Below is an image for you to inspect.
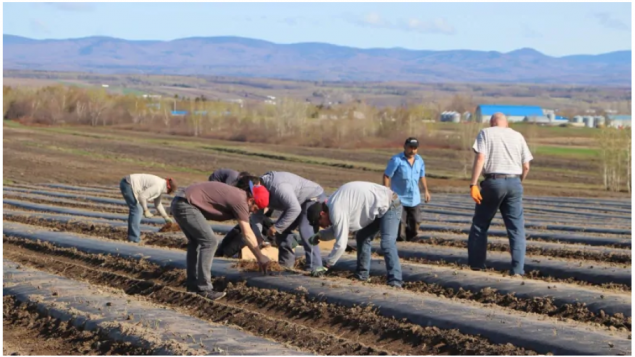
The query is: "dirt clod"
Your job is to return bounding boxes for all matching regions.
[158,222,181,233]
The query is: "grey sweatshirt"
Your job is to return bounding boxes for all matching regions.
[208,168,240,185]
[318,181,395,266]
[260,171,324,232]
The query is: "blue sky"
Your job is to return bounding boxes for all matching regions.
[3,2,631,56]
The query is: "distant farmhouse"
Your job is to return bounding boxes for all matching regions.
[607,115,632,128]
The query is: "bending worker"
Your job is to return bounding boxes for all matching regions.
[307,181,403,288]
[258,171,327,271]
[384,137,431,242]
[119,173,177,243]
[468,112,533,276]
[171,180,271,301]
[208,168,251,185]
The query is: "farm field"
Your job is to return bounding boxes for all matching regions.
[3,121,632,355]
[2,181,632,355]
[2,121,625,197]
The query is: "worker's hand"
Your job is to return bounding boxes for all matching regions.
[424,190,431,203]
[163,216,174,224]
[266,225,277,238]
[143,210,155,218]
[257,255,271,274]
[308,232,321,246]
[310,266,328,277]
[470,185,482,205]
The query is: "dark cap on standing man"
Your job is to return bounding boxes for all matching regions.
[404,137,419,148]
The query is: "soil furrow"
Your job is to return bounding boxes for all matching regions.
[2,296,156,356]
[3,222,630,331]
[2,237,535,355]
[413,238,631,264]
[9,213,630,293]
[3,196,129,214]
[6,185,124,199]
[394,255,630,292]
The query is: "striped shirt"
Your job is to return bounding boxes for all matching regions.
[472,127,533,175]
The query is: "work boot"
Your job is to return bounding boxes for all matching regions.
[196,291,226,301]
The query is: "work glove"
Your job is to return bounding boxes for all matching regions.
[470,185,482,205]
[163,216,174,224]
[144,210,155,218]
[308,232,321,246]
[310,266,328,277]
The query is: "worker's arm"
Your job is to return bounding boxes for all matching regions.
[383,156,399,188]
[420,177,431,203]
[419,158,430,203]
[138,186,158,216]
[153,194,172,222]
[272,184,301,234]
[239,220,269,264]
[520,136,534,183]
[521,162,530,182]
[470,153,486,186]
[322,211,348,267]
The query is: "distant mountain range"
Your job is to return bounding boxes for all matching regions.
[3,34,631,85]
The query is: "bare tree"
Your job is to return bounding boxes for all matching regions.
[458,121,482,178]
[524,118,538,153]
[597,126,629,192]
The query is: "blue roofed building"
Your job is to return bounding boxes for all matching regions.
[475,104,544,123]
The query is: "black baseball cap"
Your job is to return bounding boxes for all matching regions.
[307,201,324,233]
[404,137,419,147]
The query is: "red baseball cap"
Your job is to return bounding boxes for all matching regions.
[249,181,270,209]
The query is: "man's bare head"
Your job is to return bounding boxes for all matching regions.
[490,113,508,128]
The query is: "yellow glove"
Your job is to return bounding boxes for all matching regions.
[470,185,482,205]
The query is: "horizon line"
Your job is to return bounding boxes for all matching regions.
[4,33,631,58]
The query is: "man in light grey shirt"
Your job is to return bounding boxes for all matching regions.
[468,112,533,276]
[257,171,327,270]
[307,181,403,287]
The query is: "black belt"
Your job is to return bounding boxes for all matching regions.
[484,174,519,179]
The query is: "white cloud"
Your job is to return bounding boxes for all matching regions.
[363,12,389,27]
[593,12,629,32]
[348,13,455,35]
[29,19,50,34]
[400,18,455,35]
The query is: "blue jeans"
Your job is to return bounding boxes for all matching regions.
[276,194,326,270]
[119,178,142,243]
[171,197,221,292]
[468,177,526,275]
[355,197,403,287]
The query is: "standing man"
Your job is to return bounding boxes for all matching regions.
[383,137,431,242]
[171,180,271,300]
[208,168,251,185]
[307,181,403,288]
[259,171,326,271]
[119,174,177,243]
[468,112,533,276]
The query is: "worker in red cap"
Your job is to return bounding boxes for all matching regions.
[170,180,270,301]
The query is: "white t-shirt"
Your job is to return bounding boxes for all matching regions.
[472,127,533,175]
[127,174,169,219]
